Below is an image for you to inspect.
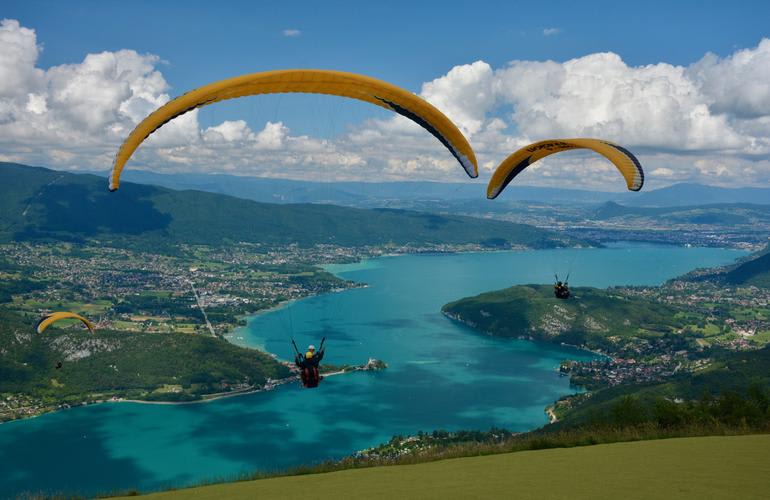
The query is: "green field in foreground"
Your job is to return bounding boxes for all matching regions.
[127,435,770,499]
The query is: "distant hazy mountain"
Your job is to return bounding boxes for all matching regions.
[592,201,770,225]
[0,162,573,249]
[111,170,624,206]
[629,183,770,207]
[101,171,770,209]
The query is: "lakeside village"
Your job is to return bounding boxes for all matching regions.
[0,241,472,422]
[553,277,770,417]
[480,202,770,251]
[0,241,494,337]
[2,239,768,423]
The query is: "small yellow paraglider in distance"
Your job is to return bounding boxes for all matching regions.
[108,69,479,191]
[486,138,645,199]
[35,311,95,334]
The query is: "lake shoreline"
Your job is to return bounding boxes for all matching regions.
[2,244,749,498]
[109,367,361,407]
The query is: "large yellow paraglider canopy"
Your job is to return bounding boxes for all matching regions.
[35,312,95,334]
[109,69,479,191]
[487,138,644,199]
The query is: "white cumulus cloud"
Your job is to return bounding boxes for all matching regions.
[688,39,770,119]
[0,19,44,99]
[420,61,496,137]
[494,52,744,151]
[1,18,770,188]
[203,120,254,143]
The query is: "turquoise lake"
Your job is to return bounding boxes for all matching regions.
[0,244,747,497]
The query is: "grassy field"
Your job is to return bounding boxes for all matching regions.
[125,435,770,499]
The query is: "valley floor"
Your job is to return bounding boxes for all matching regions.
[123,434,770,499]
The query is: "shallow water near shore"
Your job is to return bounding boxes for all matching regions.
[0,243,747,497]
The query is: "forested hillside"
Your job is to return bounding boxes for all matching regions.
[0,163,573,250]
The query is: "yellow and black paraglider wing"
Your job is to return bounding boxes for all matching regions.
[109,69,478,191]
[35,312,95,334]
[486,138,644,199]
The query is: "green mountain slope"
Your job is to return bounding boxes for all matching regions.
[0,162,572,249]
[0,308,290,417]
[121,435,770,500]
[442,284,680,349]
[724,251,770,287]
[440,281,770,429]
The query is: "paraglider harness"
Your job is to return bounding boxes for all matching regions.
[292,337,325,388]
[554,274,571,300]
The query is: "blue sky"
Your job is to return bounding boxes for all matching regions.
[2,0,770,187]
[8,0,769,86]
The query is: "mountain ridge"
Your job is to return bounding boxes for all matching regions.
[101,169,770,207]
[0,162,573,250]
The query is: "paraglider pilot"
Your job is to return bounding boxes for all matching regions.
[294,338,325,388]
[554,275,571,300]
